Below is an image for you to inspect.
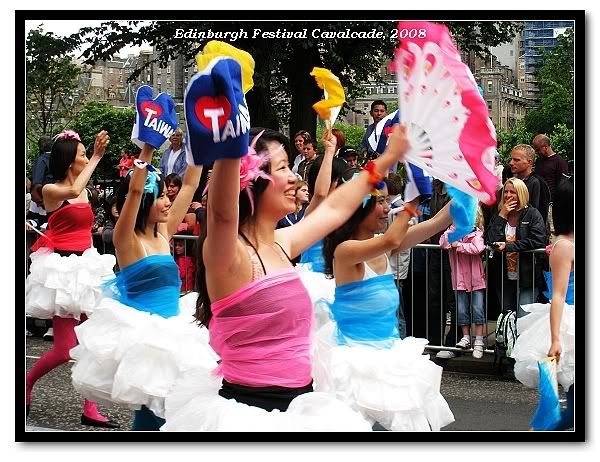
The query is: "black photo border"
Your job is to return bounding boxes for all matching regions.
[16,8,586,444]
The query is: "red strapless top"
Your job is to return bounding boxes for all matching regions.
[31,202,94,252]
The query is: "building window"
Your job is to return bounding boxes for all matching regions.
[510,50,514,56]
[363,103,369,110]
[158,78,161,85]
[167,66,171,74]
[487,100,493,111]
[487,80,493,92]
[109,68,113,74]
[158,68,161,75]
[167,77,171,84]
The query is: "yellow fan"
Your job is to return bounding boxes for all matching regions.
[310,67,345,129]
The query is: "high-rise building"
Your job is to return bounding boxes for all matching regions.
[522,20,574,106]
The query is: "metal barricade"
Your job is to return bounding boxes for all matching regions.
[395,243,548,356]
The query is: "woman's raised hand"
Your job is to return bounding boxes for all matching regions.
[321,128,337,153]
[385,124,410,162]
[93,131,110,158]
[499,199,517,219]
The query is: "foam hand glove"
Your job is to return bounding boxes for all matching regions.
[131,85,178,149]
[184,41,255,166]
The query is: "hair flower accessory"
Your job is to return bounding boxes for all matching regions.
[128,159,162,200]
[202,130,278,215]
[53,130,81,143]
[240,130,274,215]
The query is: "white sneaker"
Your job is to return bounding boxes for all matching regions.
[435,350,456,359]
[472,342,484,359]
[455,337,471,349]
[43,327,54,340]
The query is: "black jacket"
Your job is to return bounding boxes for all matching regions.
[522,173,551,225]
[485,206,546,288]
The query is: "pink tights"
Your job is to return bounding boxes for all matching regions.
[26,315,108,422]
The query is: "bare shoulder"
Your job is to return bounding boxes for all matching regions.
[274,228,293,256]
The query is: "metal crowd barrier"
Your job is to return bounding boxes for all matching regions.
[25,230,548,356]
[397,244,548,356]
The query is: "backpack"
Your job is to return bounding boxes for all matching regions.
[494,310,518,366]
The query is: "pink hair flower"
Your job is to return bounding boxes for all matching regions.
[54,130,81,142]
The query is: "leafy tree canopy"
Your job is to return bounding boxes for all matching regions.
[71,101,138,181]
[69,20,521,139]
[26,27,81,140]
[523,28,574,135]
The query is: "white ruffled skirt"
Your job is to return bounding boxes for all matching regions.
[311,321,455,431]
[70,292,220,419]
[511,302,575,390]
[26,248,116,320]
[296,263,336,329]
[161,368,372,432]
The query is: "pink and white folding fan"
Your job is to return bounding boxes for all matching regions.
[393,21,500,204]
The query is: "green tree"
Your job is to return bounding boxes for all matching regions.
[26,27,81,147]
[72,20,521,141]
[523,28,574,135]
[71,101,138,181]
[316,122,366,152]
[549,123,574,170]
[496,121,534,162]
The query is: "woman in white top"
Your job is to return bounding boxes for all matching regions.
[314,172,456,431]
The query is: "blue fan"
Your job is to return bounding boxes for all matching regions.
[530,357,562,431]
[446,184,477,242]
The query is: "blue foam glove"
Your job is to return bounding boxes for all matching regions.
[447,184,477,242]
[131,85,178,150]
[184,57,250,166]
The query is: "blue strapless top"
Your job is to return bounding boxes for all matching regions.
[329,273,400,348]
[102,254,182,318]
[543,271,574,305]
[299,239,325,273]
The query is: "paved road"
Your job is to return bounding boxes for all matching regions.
[24,336,546,432]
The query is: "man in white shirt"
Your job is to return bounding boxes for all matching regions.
[159,128,187,178]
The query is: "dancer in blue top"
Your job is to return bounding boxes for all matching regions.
[512,176,574,430]
[71,136,215,431]
[315,170,457,431]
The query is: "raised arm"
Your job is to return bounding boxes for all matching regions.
[394,201,453,252]
[278,125,410,259]
[113,144,154,247]
[42,131,109,206]
[334,208,412,267]
[164,163,203,238]
[547,240,573,361]
[203,158,242,274]
[303,130,336,216]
